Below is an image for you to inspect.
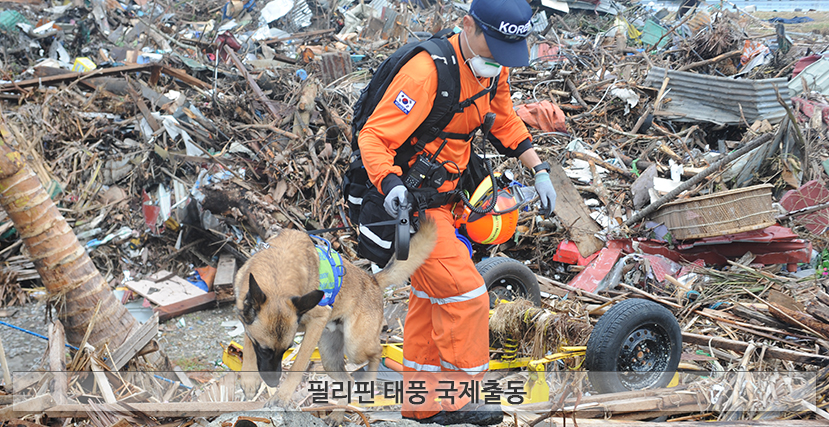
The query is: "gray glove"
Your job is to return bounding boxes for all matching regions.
[534,171,556,217]
[383,185,409,217]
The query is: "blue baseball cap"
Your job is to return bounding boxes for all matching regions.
[469,0,533,67]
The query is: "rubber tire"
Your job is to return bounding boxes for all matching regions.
[475,257,542,308]
[585,299,682,394]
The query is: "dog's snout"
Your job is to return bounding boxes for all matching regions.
[255,346,286,387]
[260,371,282,387]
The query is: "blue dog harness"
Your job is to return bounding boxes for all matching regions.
[310,235,345,306]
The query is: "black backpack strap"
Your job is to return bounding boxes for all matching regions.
[392,36,460,174]
[389,36,502,174]
[416,69,502,149]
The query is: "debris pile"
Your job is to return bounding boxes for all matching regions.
[0,0,829,424]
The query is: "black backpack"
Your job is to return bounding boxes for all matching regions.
[343,31,498,265]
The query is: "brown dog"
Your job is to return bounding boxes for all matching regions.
[234,218,437,404]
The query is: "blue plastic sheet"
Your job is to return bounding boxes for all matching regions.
[768,16,815,24]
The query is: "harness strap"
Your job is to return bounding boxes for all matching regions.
[309,235,345,306]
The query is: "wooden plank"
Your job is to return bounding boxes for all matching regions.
[47,321,67,405]
[219,372,237,402]
[731,303,790,330]
[807,300,829,324]
[125,271,207,306]
[0,64,153,92]
[549,161,604,257]
[107,313,159,371]
[90,359,117,404]
[536,275,611,303]
[160,66,211,90]
[517,387,689,412]
[214,254,237,288]
[12,372,48,394]
[42,401,266,418]
[817,290,829,307]
[214,254,237,303]
[592,392,705,413]
[0,335,11,389]
[172,367,194,389]
[126,83,160,132]
[0,394,55,419]
[154,292,216,322]
[682,332,829,365]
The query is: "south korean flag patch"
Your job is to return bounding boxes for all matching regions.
[394,90,416,115]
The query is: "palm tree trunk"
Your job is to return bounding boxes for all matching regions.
[0,111,136,348]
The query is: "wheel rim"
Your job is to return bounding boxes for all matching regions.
[616,323,672,389]
[487,275,527,306]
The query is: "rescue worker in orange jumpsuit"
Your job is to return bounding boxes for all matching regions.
[358,0,556,424]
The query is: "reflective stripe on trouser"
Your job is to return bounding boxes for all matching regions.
[402,206,490,420]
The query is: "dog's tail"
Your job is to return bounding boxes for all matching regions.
[375,218,438,288]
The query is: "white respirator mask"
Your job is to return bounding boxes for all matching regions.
[463,31,502,79]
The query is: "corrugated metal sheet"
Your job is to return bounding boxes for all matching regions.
[788,58,829,97]
[644,68,791,125]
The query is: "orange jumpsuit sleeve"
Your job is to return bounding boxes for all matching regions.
[357,53,438,195]
[487,67,533,156]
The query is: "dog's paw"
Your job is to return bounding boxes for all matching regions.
[264,395,293,410]
[240,371,261,400]
[325,409,347,426]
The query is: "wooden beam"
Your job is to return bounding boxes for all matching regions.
[569,151,634,180]
[548,161,604,258]
[677,49,742,72]
[682,332,829,365]
[107,313,159,371]
[90,359,117,404]
[0,335,11,389]
[0,65,209,93]
[154,292,216,322]
[12,372,47,394]
[172,366,194,389]
[0,394,55,419]
[160,66,211,90]
[47,321,67,405]
[42,401,266,418]
[0,64,154,92]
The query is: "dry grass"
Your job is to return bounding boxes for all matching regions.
[489,300,592,359]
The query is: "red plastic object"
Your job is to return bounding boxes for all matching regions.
[142,189,161,234]
[568,240,625,292]
[618,225,811,271]
[779,180,829,235]
[552,240,599,266]
[793,54,822,77]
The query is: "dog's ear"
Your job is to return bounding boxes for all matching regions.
[242,274,267,324]
[291,290,324,317]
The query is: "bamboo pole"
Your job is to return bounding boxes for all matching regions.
[0,109,136,348]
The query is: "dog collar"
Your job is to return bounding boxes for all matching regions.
[310,235,345,306]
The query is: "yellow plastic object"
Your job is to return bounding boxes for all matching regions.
[222,340,324,371]
[521,347,587,403]
[668,371,680,388]
[222,341,243,371]
[382,342,404,363]
[525,362,548,403]
[72,57,97,72]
